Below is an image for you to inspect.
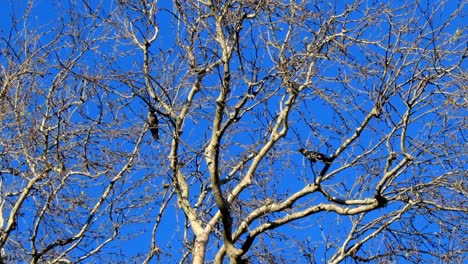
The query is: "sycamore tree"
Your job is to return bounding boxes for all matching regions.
[0,0,466,263]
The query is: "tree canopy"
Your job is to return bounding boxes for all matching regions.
[0,0,466,263]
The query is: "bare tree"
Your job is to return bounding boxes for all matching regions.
[0,0,466,263]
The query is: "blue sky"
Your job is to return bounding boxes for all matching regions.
[0,0,466,263]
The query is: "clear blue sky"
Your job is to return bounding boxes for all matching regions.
[0,0,466,263]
